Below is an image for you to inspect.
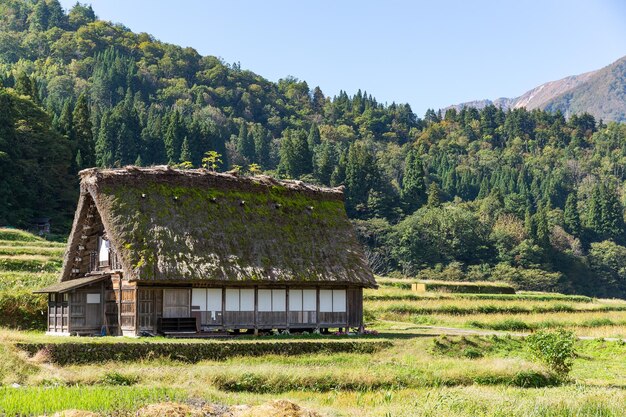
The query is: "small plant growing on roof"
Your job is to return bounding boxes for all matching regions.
[248,163,262,176]
[526,329,576,377]
[202,151,222,172]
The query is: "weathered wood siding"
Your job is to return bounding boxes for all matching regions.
[129,283,365,335]
[163,289,190,318]
[47,279,365,336]
[47,293,69,333]
[67,282,104,334]
[347,287,363,328]
[138,288,162,332]
[104,275,120,335]
[117,279,136,336]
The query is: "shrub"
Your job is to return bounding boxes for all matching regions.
[462,347,483,359]
[511,370,560,388]
[101,371,139,386]
[582,318,614,327]
[17,340,393,365]
[526,329,576,376]
[480,319,533,332]
[0,290,47,329]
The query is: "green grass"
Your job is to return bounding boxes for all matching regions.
[0,255,62,272]
[0,342,39,385]
[371,302,626,315]
[0,246,65,256]
[5,331,626,416]
[367,297,626,317]
[0,271,57,291]
[0,386,186,416]
[0,240,66,248]
[0,231,63,331]
[0,228,47,242]
[414,280,516,294]
[365,290,594,303]
[3,231,626,415]
[17,339,392,364]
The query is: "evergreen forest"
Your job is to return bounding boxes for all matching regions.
[3,0,626,297]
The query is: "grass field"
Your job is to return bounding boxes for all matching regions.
[4,229,626,416]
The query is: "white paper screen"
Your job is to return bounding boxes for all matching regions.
[303,289,316,311]
[258,289,272,312]
[240,289,255,311]
[319,289,333,312]
[225,289,239,311]
[207,288,222,311]
[332,289,346,312]
[191,289,207,311]
[289,289,302,311]
[272,289,286,311]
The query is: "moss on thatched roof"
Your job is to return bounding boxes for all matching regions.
[60,166,376,288]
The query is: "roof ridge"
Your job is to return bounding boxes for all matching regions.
[79,166,344,196]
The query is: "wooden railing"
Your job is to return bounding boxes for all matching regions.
[90,249,122,272]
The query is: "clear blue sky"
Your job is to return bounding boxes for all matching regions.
[59,0,626,116]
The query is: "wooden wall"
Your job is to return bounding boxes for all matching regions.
[105,274,137,336]
[48,281,365,336]
[347,287,363,328]
[135,284,364,334]
[47,293,69,333]
[138,287,162,333]
[56,281,106,335]
[103,277,119,335]
[47,278,120,335]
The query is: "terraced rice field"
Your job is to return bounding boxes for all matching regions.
[369,277,626,338]
[4,229,626,416]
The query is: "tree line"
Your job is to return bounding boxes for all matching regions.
[2,0,626,296]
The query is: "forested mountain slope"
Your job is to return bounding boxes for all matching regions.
[2,0,626,297]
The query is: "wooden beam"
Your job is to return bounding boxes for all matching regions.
[253,286,258,336]
[315,285,320,331]
[285,287,290,331]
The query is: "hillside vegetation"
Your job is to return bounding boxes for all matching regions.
[0,228,60,329]
[3,1,626,296]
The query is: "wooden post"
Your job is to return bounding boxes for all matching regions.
[116,276,122,336]
[285,286,289,332]
[315,285,320,332]
[100,281,106,335]
[254,286,258,336]
[221,286,226,331]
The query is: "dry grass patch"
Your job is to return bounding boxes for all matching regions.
[44,411,100,417]
[233,400,321,417]
[135,402,204,417]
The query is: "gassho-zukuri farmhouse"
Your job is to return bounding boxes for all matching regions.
[35,166,376,336]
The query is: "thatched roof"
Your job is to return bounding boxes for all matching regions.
[59,166,376,288]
